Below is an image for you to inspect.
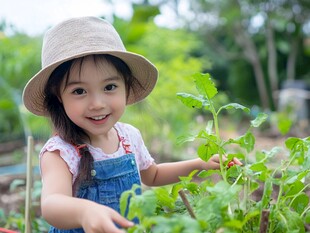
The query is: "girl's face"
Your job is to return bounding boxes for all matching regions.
[60,56,127,141]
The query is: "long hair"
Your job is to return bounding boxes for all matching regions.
[43,54,143,191]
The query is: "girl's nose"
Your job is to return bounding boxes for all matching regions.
[89,93,106,110]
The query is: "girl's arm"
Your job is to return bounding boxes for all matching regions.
[140,155,241,186]
[40,151,133,232]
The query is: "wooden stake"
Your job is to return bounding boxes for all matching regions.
[25,136,33,233]
[178,189,196,219]
[259,209,270,233]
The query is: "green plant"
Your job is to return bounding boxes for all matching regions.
[120,73,310,233]
[0,179,50,232]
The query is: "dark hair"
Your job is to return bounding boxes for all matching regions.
[43,54,142,192]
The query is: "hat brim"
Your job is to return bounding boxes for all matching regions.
[22,51,158,116]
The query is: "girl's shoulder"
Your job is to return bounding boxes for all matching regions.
[40,135,80,182]
[41,135,75,153]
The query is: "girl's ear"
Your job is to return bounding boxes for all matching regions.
[57,96,63,103]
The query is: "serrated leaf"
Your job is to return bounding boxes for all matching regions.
[198,169,221,178]
[290,193,309,214]
[285,137,303,151]
[280,207,305,232]
[220,103,250,113]
[206,120,213,134]
[120,189,131,216]
[250,162,267,172]
[193,73,217,99]
[176,93,205,109]
[154,187,175,209]
[232,131,255,153]
[176,134,197,145]
[250,112,268,127]
[285,170,310,184]
[198,141,219,162]
[127,189,157,220]
[120,184,141,216]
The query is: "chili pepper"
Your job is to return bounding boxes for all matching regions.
[0,228,19,233]
[227,161,235,168]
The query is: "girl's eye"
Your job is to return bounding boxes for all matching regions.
[105,84,117,91]
[72,88,86,95]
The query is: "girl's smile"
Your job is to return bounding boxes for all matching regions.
[87,114,110,125]
[60,55,127,142]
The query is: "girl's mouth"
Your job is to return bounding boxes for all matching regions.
[88,114,109,124]
[90,115,107,121]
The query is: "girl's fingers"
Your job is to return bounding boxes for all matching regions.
[233,157,243,165]
[111,211,134,229]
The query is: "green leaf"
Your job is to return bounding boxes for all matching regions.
[176,134,197,145]
[176,93,205,109]
[285,170,310,184]
[171,183,183,199]
[127,189,157,220]
[250,112,268,128]
[193,73,217,99]
[219,103,250,114]
[285,137,309,163]
[197,140,219,162]
[305,210,310,223]
[285,137,303,151]
[290,193,309,214]
[224,219,243,229]
[231,131,255,153]
[206,120,213,134]
[151,215,202,233]
[250,162,267,172]
[276,112,293,135]
[284,180,304,196]
[198,169,221,178]
[179,170,199,183]
[261,178,273,209]
[120,184,140,216]
[9,179,25,192]
[249,181,260,193]
[279,207,305,232]
[154,187,176,209]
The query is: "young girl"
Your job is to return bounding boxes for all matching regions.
[23,17,241,233]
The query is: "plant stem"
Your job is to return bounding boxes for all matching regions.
[178,189,196,219]
[301,205,310,217]
[212,110,227,182]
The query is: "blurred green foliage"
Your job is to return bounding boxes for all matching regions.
[1,0,310,159]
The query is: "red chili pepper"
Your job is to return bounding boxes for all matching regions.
[0,228,19,233]
[227,161,235,168]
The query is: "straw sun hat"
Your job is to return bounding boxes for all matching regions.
[22,16,158,116]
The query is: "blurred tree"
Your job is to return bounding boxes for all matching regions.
[111,3,211,159]
[0,29,44,143]
[178,0,310,110]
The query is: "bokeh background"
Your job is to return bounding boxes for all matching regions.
[1,0,310,231]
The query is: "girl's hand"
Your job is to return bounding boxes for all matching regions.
[204,154,243,170]
[82,203,134,233]
[227,157,243,168]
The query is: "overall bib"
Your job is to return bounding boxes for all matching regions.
[48,139,141,233]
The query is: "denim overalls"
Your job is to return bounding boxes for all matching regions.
[48,137,141,233]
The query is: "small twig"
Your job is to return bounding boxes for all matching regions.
[25,136,33,233]
[259,209,270,233]
[178,189,196,219]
